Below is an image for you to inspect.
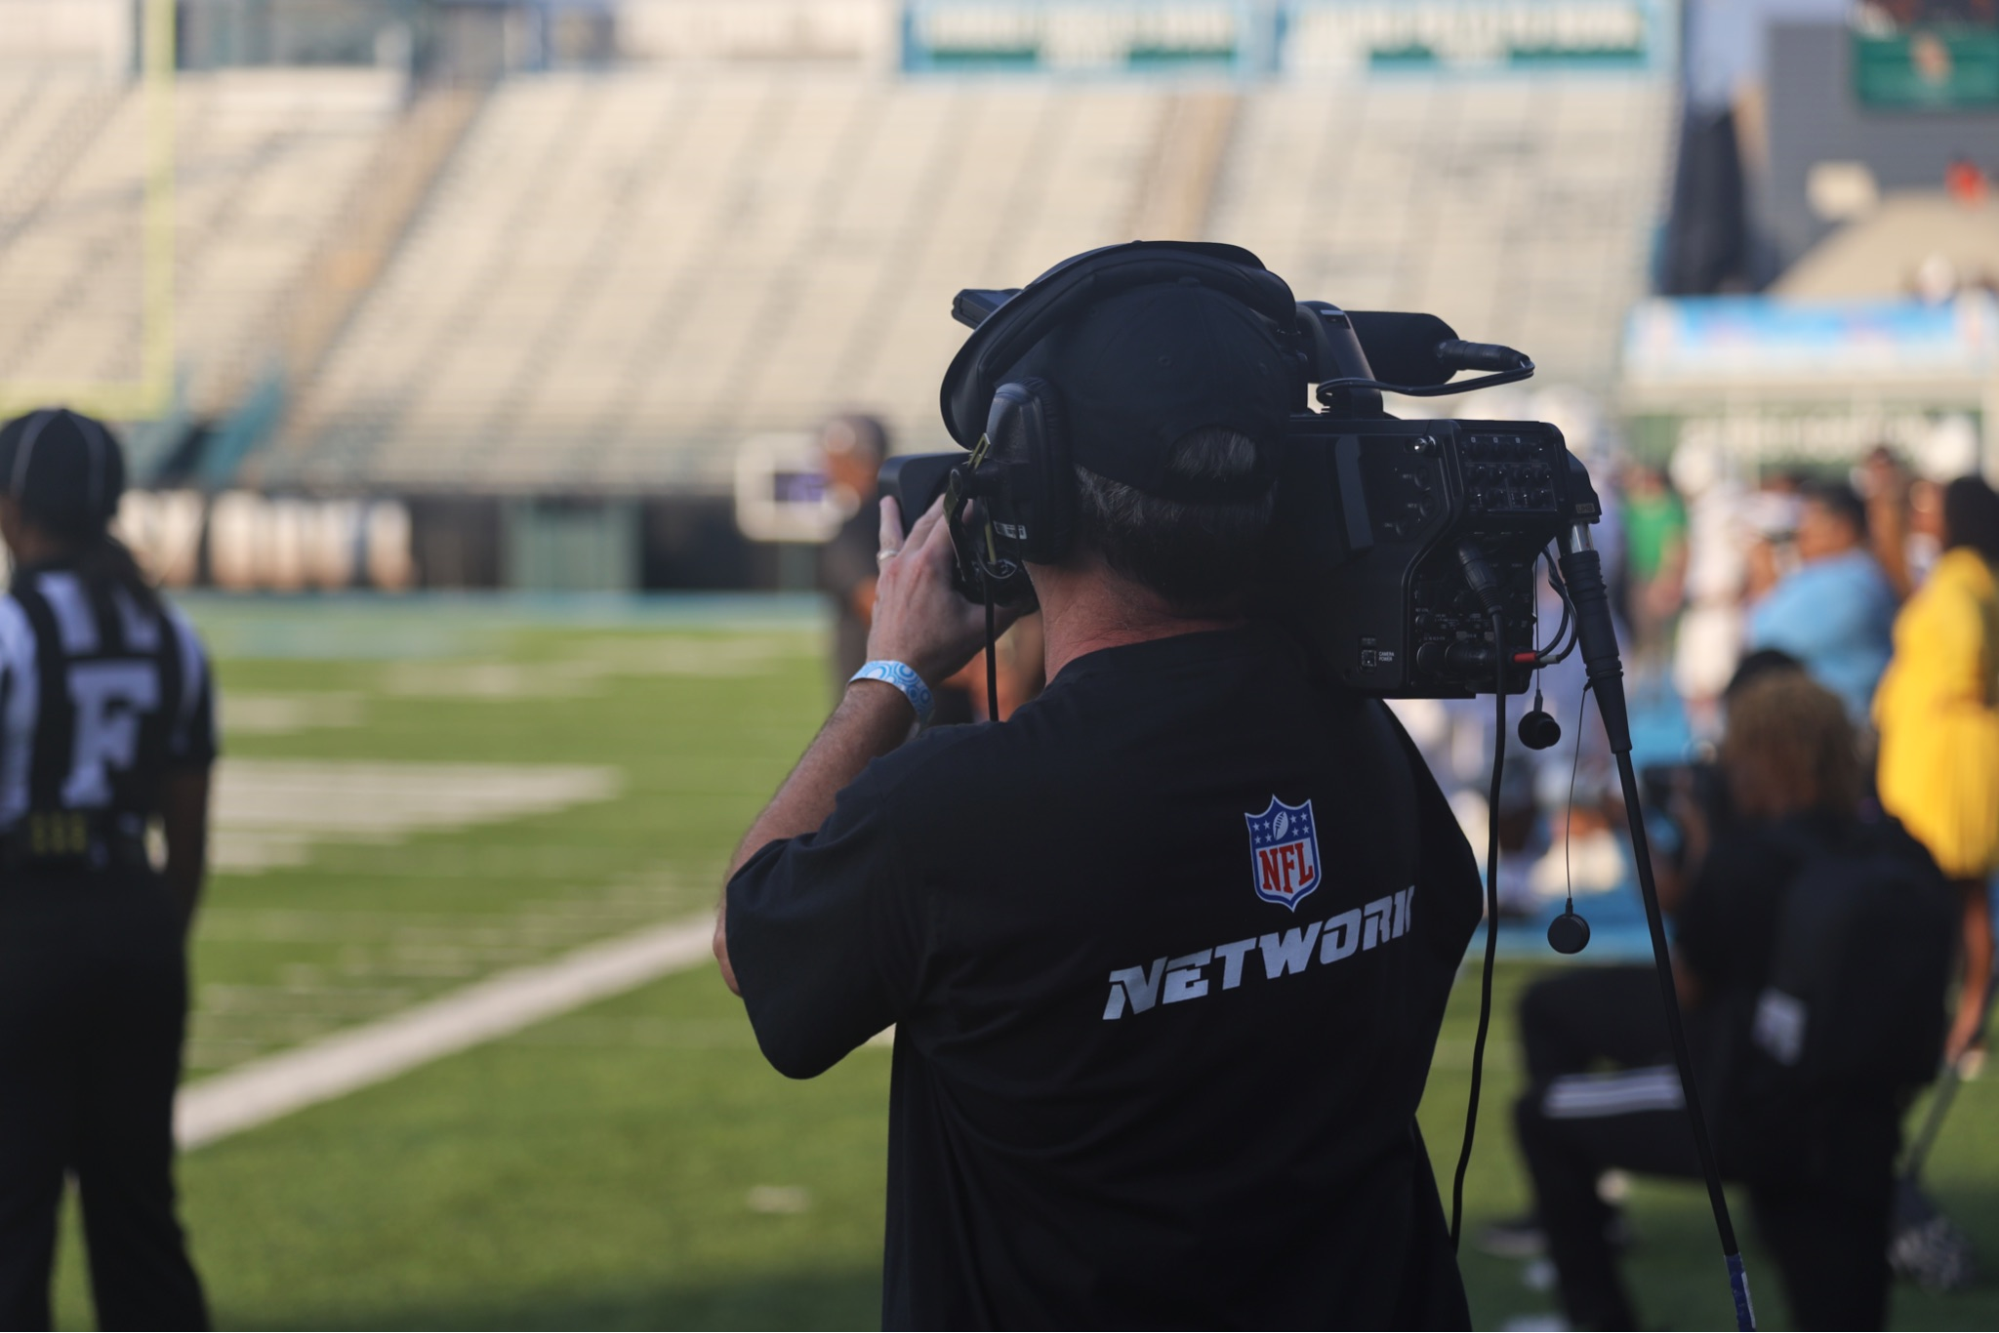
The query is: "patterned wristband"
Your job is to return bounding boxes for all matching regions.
[850,660,935,726]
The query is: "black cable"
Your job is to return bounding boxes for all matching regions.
[1534,550,1571,659]
[1449,609,1507,1251]
[984,580,999,722]
[1532,552,1581,666]
[1315,364,1535,398]
[1563,683,1590,919]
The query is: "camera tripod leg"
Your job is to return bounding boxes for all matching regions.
[1561,530,1757,1333]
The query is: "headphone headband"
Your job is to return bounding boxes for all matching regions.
[939,241,1302,449]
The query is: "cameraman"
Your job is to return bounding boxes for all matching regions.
[713,279,1484,1328]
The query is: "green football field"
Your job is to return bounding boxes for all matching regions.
[42,596,1999,1330]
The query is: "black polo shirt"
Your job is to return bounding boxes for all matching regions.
[727,623,1482,1329]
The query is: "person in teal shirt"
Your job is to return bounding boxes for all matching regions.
[1748,481,1897,723]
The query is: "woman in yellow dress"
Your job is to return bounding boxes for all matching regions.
[1875,476,1999,1062]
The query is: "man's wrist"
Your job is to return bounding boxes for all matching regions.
[850,660,935,726]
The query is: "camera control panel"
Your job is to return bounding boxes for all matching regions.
[1274,418,1583,699]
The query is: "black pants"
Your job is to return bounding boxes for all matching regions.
[0,872,208,1331]
[1513,967,1893,1330]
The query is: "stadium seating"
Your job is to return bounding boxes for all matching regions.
[0,69,402,417]
[271,66,1670,493]
[267,69,1171,491]
[0,59,1669,494]
[1210,77,1672,396]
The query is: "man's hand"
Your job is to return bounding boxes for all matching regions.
[870,495,1018,686]
[716,493,1020,996]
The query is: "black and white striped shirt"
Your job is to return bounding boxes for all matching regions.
[0,567,215,847]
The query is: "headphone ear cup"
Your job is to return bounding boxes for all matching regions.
[986,378,1074,565]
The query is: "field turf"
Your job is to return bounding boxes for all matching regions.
[43,596,1999,1330]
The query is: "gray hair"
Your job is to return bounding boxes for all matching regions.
[1073,426,1275,611]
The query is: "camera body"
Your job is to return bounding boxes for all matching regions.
[1270,414,1590,697]
[888,242,1602,700]
[886,412,1590,698]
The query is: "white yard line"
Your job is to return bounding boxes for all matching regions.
[175,914,717,1150]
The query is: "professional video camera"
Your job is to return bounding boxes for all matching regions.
[883,241,1600,701]
[885,242,1758,1330]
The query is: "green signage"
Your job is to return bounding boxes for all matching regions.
[1853,26,1999,108]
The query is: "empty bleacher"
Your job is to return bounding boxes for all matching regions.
[271,65,1671,495]
[0,69,403,419]
[0,57,1671,495]
[1208,77,1673,394]
[266,69,1171,492]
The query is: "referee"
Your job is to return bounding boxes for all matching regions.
[0,409,214,1329]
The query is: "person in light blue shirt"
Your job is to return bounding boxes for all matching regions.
[1748,481,1898,722]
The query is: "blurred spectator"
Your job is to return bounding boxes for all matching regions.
[1874,475,1999,1062]
[1618,463,1687,674]
[1741,470,1805,604]
[1505,672,1946,1330]
[1670,441,1751,735]
[1746,481,1896,723]
[1915,252,1963,306]
[1908,476,1947,587]
[1945,154,1989,209]
[1857,446,1919,600]
[815,415,890,697]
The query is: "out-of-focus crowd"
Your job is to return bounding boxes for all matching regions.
[1617,445,1999,1061]
[1472,442,1999,1329]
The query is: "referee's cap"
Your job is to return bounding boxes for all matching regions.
[0,408,126,536]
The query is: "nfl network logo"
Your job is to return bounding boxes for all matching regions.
[1245,796,1321,911]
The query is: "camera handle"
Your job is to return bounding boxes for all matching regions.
[1557,526,1758,1333]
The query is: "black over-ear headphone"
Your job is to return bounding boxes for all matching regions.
[938,242,1304,591]
[981,379,1074,566]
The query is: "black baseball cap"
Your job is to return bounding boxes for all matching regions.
[938,241,1302,503]
[0,408,126,536]
[1006,280,1293,500]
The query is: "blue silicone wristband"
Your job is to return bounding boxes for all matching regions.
[851,660,935,726]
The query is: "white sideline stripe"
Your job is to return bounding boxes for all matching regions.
[175,914,717,1150]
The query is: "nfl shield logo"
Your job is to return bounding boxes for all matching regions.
[1246,796,1322,911]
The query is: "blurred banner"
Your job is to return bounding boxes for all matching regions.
[901,0,1252,73]
[1621,294,1999,469]
[899,0,1670,75]
[1625,294,1999,383]
[1854,1,1999,110]
[1278,0,1668,73]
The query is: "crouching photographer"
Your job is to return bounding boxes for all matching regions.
[1511,670,1954,1330]
[714,270,1484,1327]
